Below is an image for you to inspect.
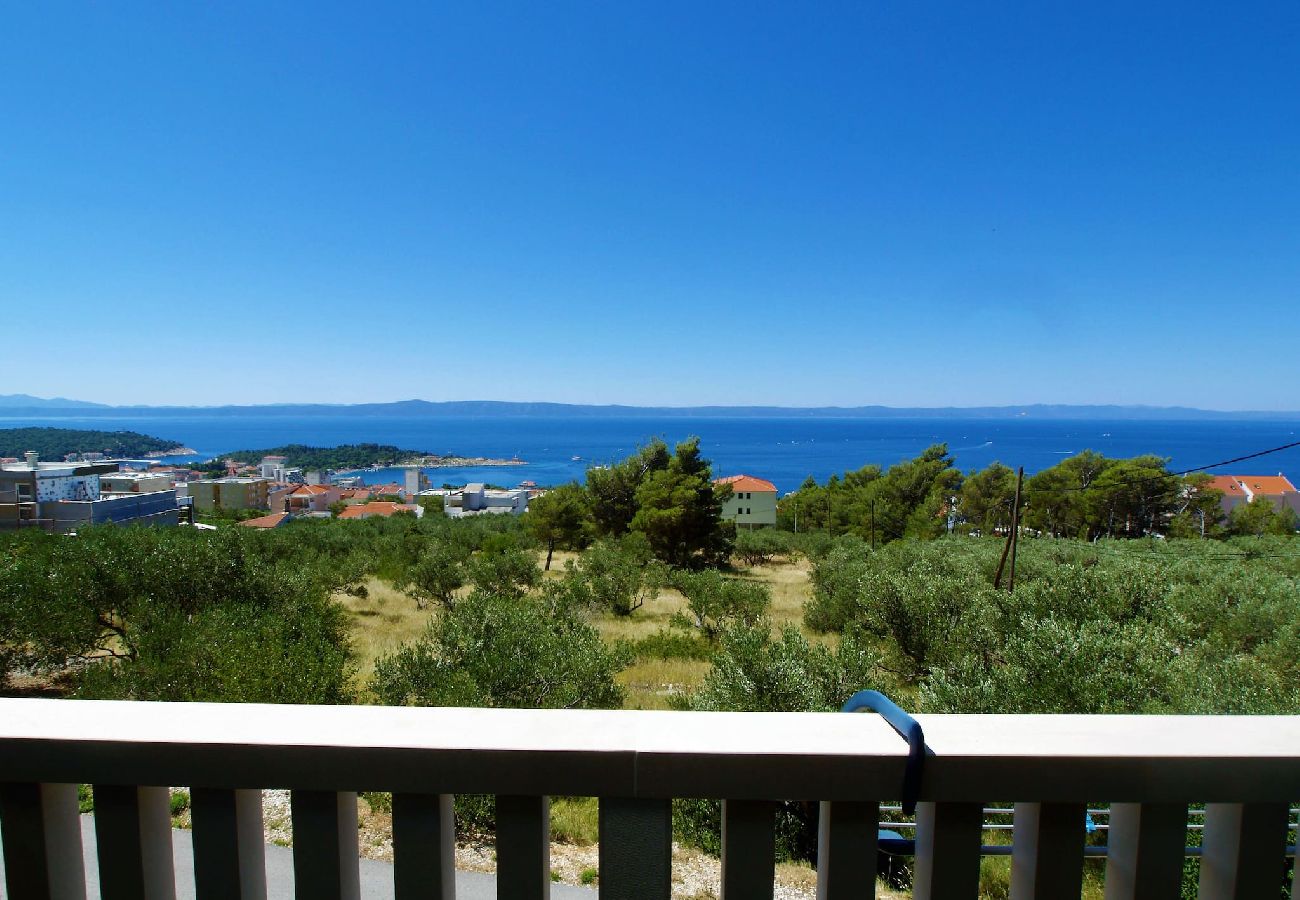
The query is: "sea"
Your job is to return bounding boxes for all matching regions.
[3,414,1298,494]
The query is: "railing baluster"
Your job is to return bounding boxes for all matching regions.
[598,797,672,900]
[496,795,550,900]
[289,790,360,900]
[816,800,877,900]
[92,784,176,900]
[0,782,86,900]
[1197,802,1290,900]
[392,793,456,900]
[190,788,266,900]
[913,801,982,900]
[1010,802,1086,899]
[1102,802,1186,900]
[721,799,776,900]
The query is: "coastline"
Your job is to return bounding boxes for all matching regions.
[336,456,525,475]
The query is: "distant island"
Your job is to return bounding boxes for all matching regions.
[2,397,1298,421]
[223,443,523,471]
[0,427,194,461]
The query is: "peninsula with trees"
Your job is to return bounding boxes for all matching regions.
[222,443,523,471]
[0,427,194,460]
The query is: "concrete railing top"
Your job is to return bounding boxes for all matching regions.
[2,699,1299,802]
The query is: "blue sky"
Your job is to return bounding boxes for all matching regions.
[1,2,1297,409]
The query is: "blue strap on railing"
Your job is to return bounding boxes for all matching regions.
[841,690,927,816]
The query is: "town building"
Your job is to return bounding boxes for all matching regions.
[100,471,174,495]
[0,452,180,532]
[1203,474,1300,517]
[238,512,292,530]
[714,474,779,527]
[337,501,423,520]
[403,466,428,497]
[259,456,289,480]
[282,483,341,515]
[189,477,271,513]
[438,483,529,518]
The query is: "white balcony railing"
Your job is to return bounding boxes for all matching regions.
[0,698,1298,899]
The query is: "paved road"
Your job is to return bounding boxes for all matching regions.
[0,816,598,899]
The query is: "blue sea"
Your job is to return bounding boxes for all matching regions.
[3,414,1298,494]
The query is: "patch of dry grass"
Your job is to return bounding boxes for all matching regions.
[728,557,811,629]
[334,577,435,697]
[618,657,712,709]
[592,583,689,642]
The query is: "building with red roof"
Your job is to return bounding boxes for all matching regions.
[713,474,778,527]
[238,512,291,529]
[1202,474,1299,518]
[337,501,421,520]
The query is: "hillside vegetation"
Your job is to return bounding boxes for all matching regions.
[223,443,436,470]
[2,440,1296,897]
[0,427,186,460]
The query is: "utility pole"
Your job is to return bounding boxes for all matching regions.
[994,467,1024,591]
[1007,467,1024,593]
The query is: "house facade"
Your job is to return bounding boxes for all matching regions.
[714,474,778,527]
[189,477,271,512]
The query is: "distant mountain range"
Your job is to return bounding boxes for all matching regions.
[0,394,108,409]
[0,397,1297,420]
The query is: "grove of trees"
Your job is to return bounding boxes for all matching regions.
[779,443,1298,542]
[529,436,734,568]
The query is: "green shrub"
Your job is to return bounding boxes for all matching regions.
[669,570,771,642]
[372,590,629,709]
[625,630,713,661]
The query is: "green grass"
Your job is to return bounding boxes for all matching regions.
[550,797,600,845]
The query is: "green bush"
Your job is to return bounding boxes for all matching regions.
[372,590,629,709]
[625,629,713,661]
[733,528,794,566]
[669,570,771,642]
[0,526,353,704]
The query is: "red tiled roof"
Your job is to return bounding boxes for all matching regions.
[290,484,331,496]
[1204,475,1244,495]
[1206,474,1297,497]
[238,513,291,529]
[713,474,778,493]
[338,501,416,519]
[1234,475,1298,496]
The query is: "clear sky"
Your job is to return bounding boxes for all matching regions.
[1,2,1297,409]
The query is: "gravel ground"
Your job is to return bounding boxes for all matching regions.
[255,789,837,900]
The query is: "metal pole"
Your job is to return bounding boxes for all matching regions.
[1007,467,1024,593]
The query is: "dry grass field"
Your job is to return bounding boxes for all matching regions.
[338,550,821,710]
[333,577,434,697]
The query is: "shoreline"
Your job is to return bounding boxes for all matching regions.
[335,456,526,475]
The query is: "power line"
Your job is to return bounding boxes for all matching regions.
[1019,439,1300,495]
